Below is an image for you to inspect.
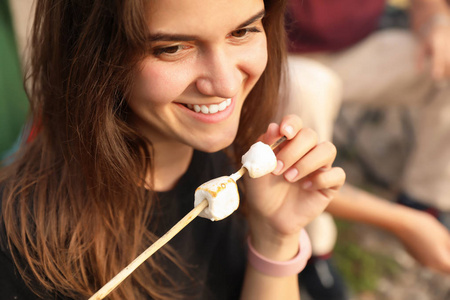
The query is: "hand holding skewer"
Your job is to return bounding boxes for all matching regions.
[89,136,286,299]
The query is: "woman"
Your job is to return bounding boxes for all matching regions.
[0,0,345,299]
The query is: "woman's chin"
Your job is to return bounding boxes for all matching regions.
[192,134,236,153]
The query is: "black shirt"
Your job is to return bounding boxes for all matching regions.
[0,150,247,299]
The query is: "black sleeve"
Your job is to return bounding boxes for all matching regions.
[0,186,41,299]
[0,245,40,300]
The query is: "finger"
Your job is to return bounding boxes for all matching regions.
[445,241,450,272]
[272,127,318,176]
[301,167,346,191]
[443,41,450,78]
[259,122,281,145]
[283,141,337,182]
[259,115,303,147]
[430,26,450,80]
[431,38,446,80]
[279,114,303,140]
[319,186,341,200]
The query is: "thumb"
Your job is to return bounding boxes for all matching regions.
[258,123,281,146]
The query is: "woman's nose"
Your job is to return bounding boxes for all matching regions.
[195,49,242,98]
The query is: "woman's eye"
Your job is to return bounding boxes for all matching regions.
[231,28,249,38]
[230,27,261,39]
[153,45,183,56]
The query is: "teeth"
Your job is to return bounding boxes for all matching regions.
[209,104,219,114]
[187,98,232,115]
[218,101,227,111]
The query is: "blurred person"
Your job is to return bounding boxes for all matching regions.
[283,0,450,299]
[286,0,450,218]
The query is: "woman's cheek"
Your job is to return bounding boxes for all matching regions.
[254,37,268,76]
[241,37,268,84]
[133,60,192,105]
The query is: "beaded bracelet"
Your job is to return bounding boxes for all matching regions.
[247,229,312,277]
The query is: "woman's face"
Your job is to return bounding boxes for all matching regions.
[128,0,267,152]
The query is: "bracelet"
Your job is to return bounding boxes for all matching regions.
[247,229,312,277]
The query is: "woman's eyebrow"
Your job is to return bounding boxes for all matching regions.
[237,9,265,29]
[148,33,197,42]
[148,9,266,43]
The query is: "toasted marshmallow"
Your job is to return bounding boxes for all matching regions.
[241,141,277,178]
[194,176,239,221]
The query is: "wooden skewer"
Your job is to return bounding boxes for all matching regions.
[88,199,208,300]
[89,136,286,299]
[270,136,287,150]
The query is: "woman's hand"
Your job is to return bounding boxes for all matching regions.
[392,207,450,273]
[418,16,450,80]
[326,184,450,274]
[243,115,345,259]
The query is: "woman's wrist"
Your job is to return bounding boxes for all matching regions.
[248,233,300,261]
[372,202,407,234]
[247,229,312,277]
[388,204,422,236]
[419,13,450,37]
[411,0,450,29]
[247,215,302,261]
[247,223,300,261]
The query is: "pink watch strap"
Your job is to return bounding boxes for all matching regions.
[247,229,312,277]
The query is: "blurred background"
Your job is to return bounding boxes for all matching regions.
[0,0,30,160]
[328,1,450,299]
[331,106,450,300]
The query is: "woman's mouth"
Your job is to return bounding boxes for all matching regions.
[185,98,232,115]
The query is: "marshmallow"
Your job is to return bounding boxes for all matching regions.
[241,141,277,178]
[194,176,240,221]
[194,141,277,221]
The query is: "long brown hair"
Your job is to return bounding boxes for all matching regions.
[0,0,287,299]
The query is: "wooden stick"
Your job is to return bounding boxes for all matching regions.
[270,136,286,150]
[89,136,286,299]
[89,199,208,300]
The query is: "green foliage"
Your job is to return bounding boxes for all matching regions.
[333,220,401,294]
[0,0,29,159]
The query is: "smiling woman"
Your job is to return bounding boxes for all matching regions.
[129,0,269,157]
[0,0,346,300]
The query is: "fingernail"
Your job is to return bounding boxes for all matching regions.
[273,160,284,175]
[284,125,294,137]
[302,180,313,190]
[284,167,298,181]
